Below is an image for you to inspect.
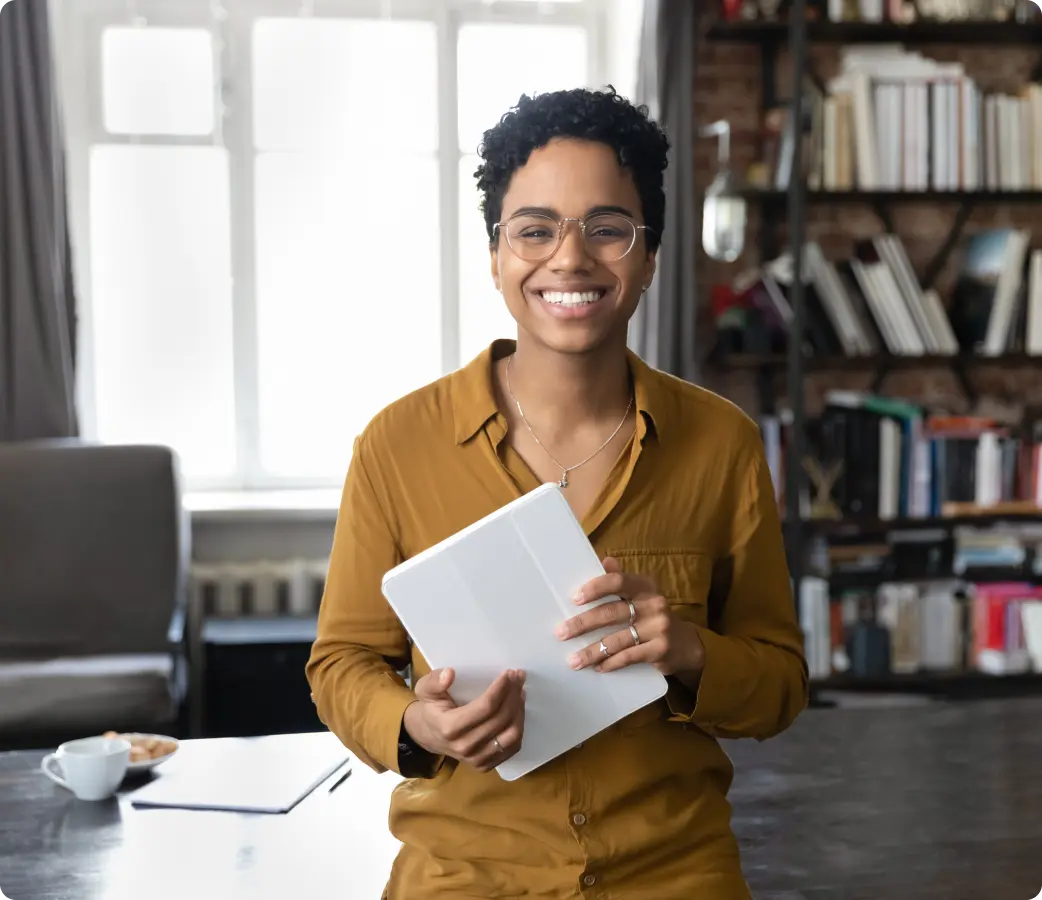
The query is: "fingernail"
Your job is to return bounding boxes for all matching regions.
[554,623,568,639]
[568,654,582,669]
[572,589,584,604]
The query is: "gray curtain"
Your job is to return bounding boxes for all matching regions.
[0,0,78,441]
[628,0,699,384]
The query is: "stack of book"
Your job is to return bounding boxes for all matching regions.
[762,394,1042,522]
[727,229,1042,359]
[800,574,1042,681]
[765,45,1042,194]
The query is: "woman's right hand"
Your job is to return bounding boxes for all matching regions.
[403,667,526,772]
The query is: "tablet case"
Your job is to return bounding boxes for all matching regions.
[380,482,668,781]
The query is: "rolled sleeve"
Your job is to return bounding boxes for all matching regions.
[306,433,431,776]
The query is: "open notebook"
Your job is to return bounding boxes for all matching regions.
[381,482,667,781]
[128,732,349,814]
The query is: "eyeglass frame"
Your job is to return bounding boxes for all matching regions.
[492,212,653,263]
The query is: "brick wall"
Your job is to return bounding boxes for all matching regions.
[693,12,1042,421]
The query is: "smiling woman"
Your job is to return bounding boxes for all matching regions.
[307,87,809,900]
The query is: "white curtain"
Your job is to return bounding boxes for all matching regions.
[627,0,699,384]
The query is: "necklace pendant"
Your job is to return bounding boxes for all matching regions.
[559,470,568,488]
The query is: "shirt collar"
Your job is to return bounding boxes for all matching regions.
[451,340,666,446]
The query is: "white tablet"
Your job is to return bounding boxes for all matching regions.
[381,482,667,781]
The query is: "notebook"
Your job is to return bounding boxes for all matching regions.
[381,482,668,781]
[128,732,349,814]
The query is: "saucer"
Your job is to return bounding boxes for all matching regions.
[103,732,179,772]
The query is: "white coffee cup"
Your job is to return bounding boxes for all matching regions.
[41,736,131,801]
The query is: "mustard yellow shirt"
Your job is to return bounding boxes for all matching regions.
[307,340,808,900]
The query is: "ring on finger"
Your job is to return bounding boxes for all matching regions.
[629,624,640,646]
[492,736,505,754]
[626,600,636,625]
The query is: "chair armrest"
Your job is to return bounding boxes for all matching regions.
[167,606,186,650]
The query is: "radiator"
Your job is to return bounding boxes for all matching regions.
[189,558,330,619]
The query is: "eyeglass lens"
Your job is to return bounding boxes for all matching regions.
[503,214,637,262]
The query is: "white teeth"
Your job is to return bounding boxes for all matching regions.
[540,290,603,307]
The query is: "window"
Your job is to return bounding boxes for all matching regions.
[60,0,603,490]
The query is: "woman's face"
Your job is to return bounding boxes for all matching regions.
[489,137,656,357]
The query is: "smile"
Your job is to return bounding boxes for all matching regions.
[537,290,606,307]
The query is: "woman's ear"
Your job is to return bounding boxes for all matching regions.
[489,247,502,292]
[643,251,657,293]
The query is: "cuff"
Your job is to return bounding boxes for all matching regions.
[686,624,750,730]
[366,681,426,775]
[665,676,697,721]
[397,705,446,779]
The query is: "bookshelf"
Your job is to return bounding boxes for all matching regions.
[706,4,1042,695]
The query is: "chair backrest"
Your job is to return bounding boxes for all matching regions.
[0,440,189,660]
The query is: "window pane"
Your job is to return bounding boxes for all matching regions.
[254,153,441,478]
[253,18,437,153]
[101,27,214,135]
[459,154,517,363]
[89,146,236,479]
[456,24,588,152]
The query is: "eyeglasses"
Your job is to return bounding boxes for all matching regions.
[493,213,651,263]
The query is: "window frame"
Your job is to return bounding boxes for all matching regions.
[58,0,606,493]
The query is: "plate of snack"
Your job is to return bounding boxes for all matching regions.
[104,731,179,771]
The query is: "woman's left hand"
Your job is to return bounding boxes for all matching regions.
[555,557,705,676]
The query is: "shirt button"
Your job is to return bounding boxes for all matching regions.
[583,874,597,886]
[572,813,586,826]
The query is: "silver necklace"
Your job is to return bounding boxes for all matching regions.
[504,354,633,489]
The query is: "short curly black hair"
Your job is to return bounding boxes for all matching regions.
[473,87,670,253]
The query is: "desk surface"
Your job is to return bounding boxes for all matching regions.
[2,698,1042,900]
[0,733,401,900]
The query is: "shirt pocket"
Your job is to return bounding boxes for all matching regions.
[606,550,715,734]
[609,549,715,628]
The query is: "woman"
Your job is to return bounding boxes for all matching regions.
[307,87,808,900]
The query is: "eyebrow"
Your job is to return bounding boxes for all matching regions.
[508,204,636,219]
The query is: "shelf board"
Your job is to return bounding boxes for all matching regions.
[712,352,1042,372]
[800,511,1042,534]
[738,188,1042,203]
[812,670,1042,695]
[706,18,1042,45]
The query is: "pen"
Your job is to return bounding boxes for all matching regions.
[328,768,352,794]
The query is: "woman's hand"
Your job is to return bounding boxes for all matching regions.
[403,667,526,772]
[555,557,705,676]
